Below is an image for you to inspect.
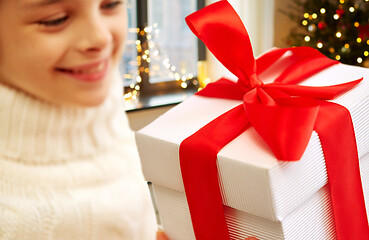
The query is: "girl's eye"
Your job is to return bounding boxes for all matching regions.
[102,1,123,10]
[38,16,68,26]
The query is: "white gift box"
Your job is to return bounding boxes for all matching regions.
[136,62,369,239]
[152,152,369,240]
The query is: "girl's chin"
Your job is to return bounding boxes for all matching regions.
[64,92,109,107]
[43,87,110,107]
[55,73,113,107]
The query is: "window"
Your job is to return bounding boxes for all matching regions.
[120,0,205,111]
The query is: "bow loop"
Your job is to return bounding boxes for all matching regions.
[186,0,259,90]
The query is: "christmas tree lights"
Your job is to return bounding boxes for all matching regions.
[284,0,369,67]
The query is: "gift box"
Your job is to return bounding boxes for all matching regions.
[151,151,369,239]
[136,1,369,239]
[136,62,369,239]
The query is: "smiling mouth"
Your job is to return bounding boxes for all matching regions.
[56,60,109,82]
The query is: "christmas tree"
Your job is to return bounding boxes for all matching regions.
[284,0,369,67]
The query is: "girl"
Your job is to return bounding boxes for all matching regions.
[0,0,163,239]
[0,0,258,239]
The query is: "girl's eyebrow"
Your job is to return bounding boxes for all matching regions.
[23,0,64,9]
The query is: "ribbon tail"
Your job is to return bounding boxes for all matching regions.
[315,101,369,240]
[179,104,250,240]
[265,78,363,100]
[256,47,331,75]
[274,55,339,85]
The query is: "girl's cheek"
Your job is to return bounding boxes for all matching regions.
[112,18,128,56]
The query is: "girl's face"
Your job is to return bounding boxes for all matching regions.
[0,0,127,106]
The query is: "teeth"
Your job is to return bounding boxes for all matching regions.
[78,62,105,74]
[64,62,105,74]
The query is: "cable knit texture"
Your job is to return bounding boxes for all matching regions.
[0,74,157,240]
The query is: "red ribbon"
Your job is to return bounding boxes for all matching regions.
[179,1,369,239]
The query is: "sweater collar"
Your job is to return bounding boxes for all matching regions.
[0,74,128,164]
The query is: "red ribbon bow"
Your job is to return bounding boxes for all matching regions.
[179,1,369,239]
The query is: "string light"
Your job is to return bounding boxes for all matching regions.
[329,47,335,53]
[354,22,360,27]
[304,36,311,42]
[317,42,323,48]
[357,57,363,63]
[333,14,339,20]
[364,51,369,57]
[312,13,318,19]
[304,13,310,18]
[367,40,369,45]
[320,8,326,14]
[302,20,308,26]
[146,25,195,89]
[308,25,316,32]
[125,24,198,101]
[124,92,133,99]
[339,0,344,3]
[181,82,188,88]
[336,55,341,60]
[349,7,355,12]
[357,37,362,43]
[344,43,350,48]
[174,73,180,80]
[336,32,342,38]
[148,41,155,49]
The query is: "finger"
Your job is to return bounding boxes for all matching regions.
[156,230,170,240]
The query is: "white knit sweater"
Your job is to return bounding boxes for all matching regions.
[0,77,157,239]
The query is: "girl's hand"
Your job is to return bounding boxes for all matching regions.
[156,230,170,240]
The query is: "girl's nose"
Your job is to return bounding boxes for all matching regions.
[76,16,113,54]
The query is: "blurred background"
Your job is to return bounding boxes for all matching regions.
[123,0,369,130]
